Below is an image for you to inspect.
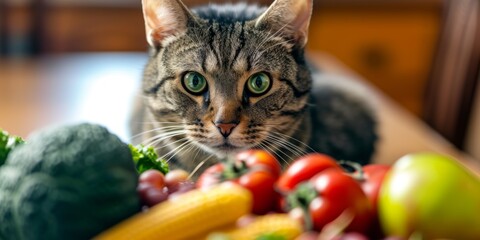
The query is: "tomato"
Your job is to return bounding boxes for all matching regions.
[276,153,341,193]
[196,149,281,215]
[379,153,480,239]
[354,164,391,238]
[287,168,373,233]
[359,164,390,212]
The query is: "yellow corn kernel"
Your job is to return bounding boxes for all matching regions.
[95,183,252,240]
[208,214,303,240]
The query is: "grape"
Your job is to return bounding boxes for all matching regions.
[176,181,195,193]
[139,169,166,189]
[143,187,169,207]
[168,181,196,199]
[137,182,152,201]
[165,169,189,193]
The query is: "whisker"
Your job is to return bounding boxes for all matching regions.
[258,141,290,166]
[188,154,215,180]
[255,130,305,157]
[142,130,186,147]
[266,133,309,158]
[263,138,294,165]
[130,126,184,142]
[160,140,192,163]
[169,141,198,164]
[152,133,189,152]
[270,130,316,153]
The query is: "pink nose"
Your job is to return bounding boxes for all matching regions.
[215,122,237,137]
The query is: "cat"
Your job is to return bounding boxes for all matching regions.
[130,0,378,176]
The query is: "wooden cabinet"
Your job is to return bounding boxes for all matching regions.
[41,6,146,52]
[308,3,442,116]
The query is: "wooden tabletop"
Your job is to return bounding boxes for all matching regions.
[1,52,478,171]
[0,53,147,141]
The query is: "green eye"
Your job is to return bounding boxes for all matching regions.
[247,72,271,95]
[183,72,207,94]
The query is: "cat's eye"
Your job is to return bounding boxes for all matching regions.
[183,72,207,95]
[247,72,271,96]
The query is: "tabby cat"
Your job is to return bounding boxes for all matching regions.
[131,0,378,175]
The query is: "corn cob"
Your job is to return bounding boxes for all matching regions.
[95,183,252,240]
[207,214,303,240]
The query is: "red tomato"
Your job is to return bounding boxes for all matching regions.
[356,164,391,238]
[358,164,390,213]
[275,153,341,193]
[196,149,281,215]
[236,149,281,177]
[287,168,373,233]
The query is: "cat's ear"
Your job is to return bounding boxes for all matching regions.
[255,0,313,47]
[142,0,194,47]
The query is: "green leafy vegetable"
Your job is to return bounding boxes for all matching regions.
[129,144,169,175]
[0,129,25,167]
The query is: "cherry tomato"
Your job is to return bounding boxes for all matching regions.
[276,153,341,193]
[197,149,281,215]
[358,164,390,214]
[236,149,282,177]
[352,164,390,238]
[287,168,373,233]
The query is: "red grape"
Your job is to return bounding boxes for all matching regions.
[168,181,196,199]
[143,187,169,207]
[139,169,166,189]
[165,169,189,193]
[137,182,152,200]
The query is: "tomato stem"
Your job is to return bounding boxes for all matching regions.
[287,182,317,231]
[338,160,365,181]
[222,159,248,180]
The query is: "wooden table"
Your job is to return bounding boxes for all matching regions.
[1,52,478,171]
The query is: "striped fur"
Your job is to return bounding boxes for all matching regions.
[132,0,377,175]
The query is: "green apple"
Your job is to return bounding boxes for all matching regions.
[378,152,480,239]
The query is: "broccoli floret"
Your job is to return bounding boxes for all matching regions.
[0,129,25,167]
[0,123,140,240]
[129,144,169,175]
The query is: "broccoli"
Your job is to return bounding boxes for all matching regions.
[0,129,25,167]
[129,144,169,175]
[0,123,140,240]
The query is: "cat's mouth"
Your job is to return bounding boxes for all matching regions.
[214,142,239,152]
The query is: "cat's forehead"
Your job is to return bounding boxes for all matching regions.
[181,23,259,71]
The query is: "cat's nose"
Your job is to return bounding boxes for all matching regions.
[214,122,238,138]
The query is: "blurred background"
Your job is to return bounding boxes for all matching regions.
[0,0,479,161]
